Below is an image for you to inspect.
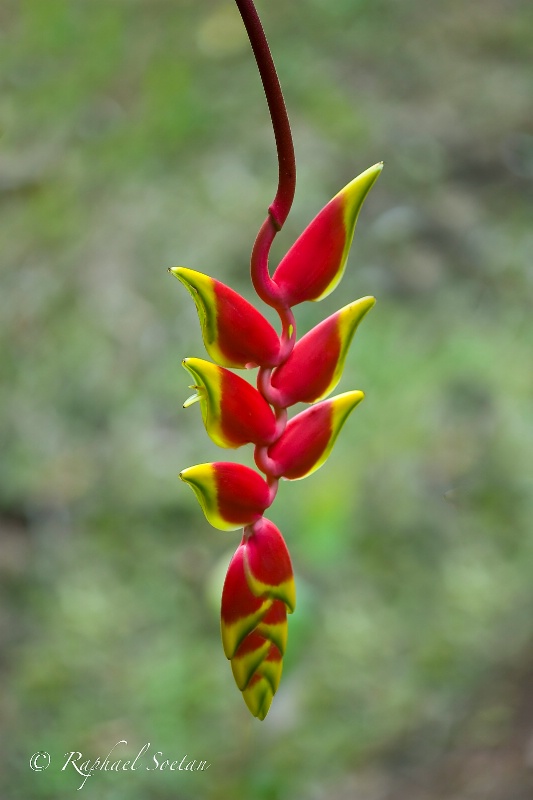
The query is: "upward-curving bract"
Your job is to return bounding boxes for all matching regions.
[270,297,376,406]
[272,164,383,306]
[172,0,381,719]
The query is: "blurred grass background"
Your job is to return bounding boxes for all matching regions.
[1,0,532,798]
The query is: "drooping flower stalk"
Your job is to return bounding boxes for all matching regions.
[171,0,382,719]
[234,0,296,309]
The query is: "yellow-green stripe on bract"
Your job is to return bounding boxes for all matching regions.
[180,463,271,530]
[271,163,383,305]
[182,358,277,448]
[271,296,375,406]
[266,391,365,480]
[170,267,281,368]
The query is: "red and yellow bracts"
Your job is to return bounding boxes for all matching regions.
[221,519,295,720]
[172,163,381,719]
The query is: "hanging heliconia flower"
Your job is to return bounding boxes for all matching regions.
[171,0,381,719]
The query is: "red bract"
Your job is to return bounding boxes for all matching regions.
[182,358,277,448]
[272,165,382,305]
[179,462,272,531]
[243,518,296,611]
[271,297,375,406]
[172,0,381,720]
[221,541,273,659]
[171,267,281,368]
[265,391,365,480]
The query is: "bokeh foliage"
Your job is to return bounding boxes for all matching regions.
[1,0,532,798]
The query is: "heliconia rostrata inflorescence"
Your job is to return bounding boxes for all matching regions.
[171,0,381,720]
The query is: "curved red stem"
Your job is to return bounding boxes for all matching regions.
[235,0,296,230]
[235,0,296,309]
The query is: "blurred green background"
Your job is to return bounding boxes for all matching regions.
[1,0,532,798]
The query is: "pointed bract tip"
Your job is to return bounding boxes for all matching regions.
[337,162,383,205]
[345,295,376,320]
[169,266,208,288]
[336,389,365,410]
